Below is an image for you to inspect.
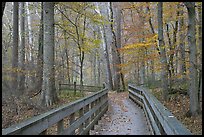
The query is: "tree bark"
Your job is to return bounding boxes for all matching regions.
[184,2,199,116]
[36,2,43,92]
[198,3,202,106]
[146,4,156,82]
[102,25,114,90]
[116,8,125,91]
[109,2,121,92]
[25,2,35,86]
[178,5,186,77]
[41,2,58,107]
[19,2,25,93]
[158,2,169,101]
[12,2,19,94]
[25,2,33,62]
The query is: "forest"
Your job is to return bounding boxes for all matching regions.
[2,2,202,135]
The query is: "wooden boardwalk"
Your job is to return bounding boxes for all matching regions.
[90,92,151,135]
[2,84,192,135]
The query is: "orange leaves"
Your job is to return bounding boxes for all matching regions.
[121,34,157,51]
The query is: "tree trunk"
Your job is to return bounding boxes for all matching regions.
[36,2,43,92]
[102,25,114,90]
[197,2,202,112]
[41,2,58,107]
[140,47,145,86]
[158,2,169,101]
[109,2,122,92]
[178,6,186,78]
[146,5,156,82]
[116,8,125,91]
[19,2,25,93]
[25,2,35,86]
[184,2,199,116]
[25,2,33,62]
[97,55,101,86]
[12,2,19,94]
[198,3,203,106]
[65,49,71,84]
[2,2,6,18]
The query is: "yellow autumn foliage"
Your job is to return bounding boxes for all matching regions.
[122,34,158,51]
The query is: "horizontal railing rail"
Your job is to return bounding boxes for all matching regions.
[2,88,108,135]
[128,84,192,135]
[59,83,103,92]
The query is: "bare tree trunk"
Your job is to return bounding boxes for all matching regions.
[158,2,169,101]
[116,8,125,91]
[41,2,58,107]
[2,2,6,18]
[184,2,199,116]
[36,2,43,92]
[12,2,19,94]
[165,23,173,89]
[102,25,113,90]
[19,2,25,93]
[25,2,35,86]
[97,55,101,86]
[65,49,71,84]
[178,6,186,78]
[25,2,33,62]
[146,5,156,82]
[140,47,145,86]
[94,53,97,85]
[172,11,179,75]
[198,3,202,106]
[109,2,122,92]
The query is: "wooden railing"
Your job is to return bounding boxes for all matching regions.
[59,82,104,92]
[2,88,108,135]
[128,84,192,135]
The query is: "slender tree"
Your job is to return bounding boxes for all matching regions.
[178,4,186,77]
[12,2,19,94]
[158,2,169,100]
[19,2,25,92]
[36,2,43,92]
[198,2,202,107]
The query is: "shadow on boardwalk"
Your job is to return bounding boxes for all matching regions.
[90,91,151,135]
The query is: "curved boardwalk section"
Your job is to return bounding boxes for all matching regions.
[90,92,151,135]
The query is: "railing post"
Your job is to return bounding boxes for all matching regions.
[78,107,84,133]
[95,98,100,125]
[69,113,75,135]
[74,82,76,96]
[103,82,106,88]
[84,104,90,135]
[90,101,95,130]
[57,119,64,134]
